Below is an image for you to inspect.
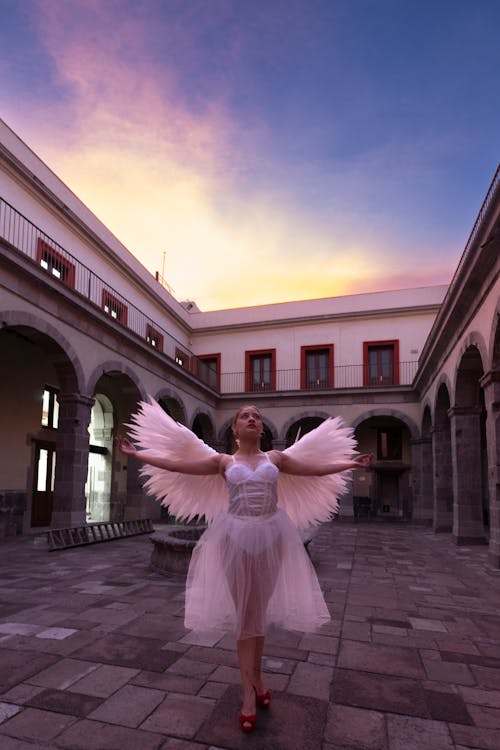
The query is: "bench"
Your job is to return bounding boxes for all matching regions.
[47,519,154,551]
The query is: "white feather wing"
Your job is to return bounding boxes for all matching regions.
[126,398,228,523]
[277,417,357,529]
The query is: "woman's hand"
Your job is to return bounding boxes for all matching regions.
[353,453,374,469]
[115,437,137,456]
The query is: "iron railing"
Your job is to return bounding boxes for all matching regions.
[221,361,417,393]
[1,195,418,395]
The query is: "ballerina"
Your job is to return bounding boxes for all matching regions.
[117,401,372,733]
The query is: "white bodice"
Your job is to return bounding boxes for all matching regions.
[225,456,279,517]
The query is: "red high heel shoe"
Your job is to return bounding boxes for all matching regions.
[239,712,257,732]
[255,689,271,709]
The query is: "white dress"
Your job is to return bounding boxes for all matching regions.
[184,454,330,639]
[126,398,357,639]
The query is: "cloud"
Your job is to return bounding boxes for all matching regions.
[2,0,461,310]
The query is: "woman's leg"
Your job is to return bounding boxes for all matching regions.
[237,636,257,720]
[253,635,265,693]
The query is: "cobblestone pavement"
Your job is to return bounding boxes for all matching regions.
[1,521,500,750]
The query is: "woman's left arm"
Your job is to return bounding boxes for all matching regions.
[275,451,373,476]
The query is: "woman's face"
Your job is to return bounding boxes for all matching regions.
[233,405,263,437]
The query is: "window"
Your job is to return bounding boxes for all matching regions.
[245,349,276,392]
[175,348,190,369]
[41,386,59,429]
[146,324,164,352]
[197,354,221,391]
[363,340,399,386]
[36,238,75,288]
[102,290,128,325]
[301,345,334,389]
[377,428,402,460]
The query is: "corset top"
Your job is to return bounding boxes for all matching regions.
[225,455,279,516]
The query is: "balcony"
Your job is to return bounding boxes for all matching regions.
[220,361,418,394]
[1,195,418,396]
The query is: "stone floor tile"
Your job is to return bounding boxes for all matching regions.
[0,684,46,705]
[298,633,339,655]
[386,715,454,750]
[132,669,205,695]
[423,688,473,724]
[338,640,425,679]
[408,617,448,633]
[331,669,429,717]
[67,664,140,697]
[71,633,180,671]
[25,688,102,717]
[0,623,41,637]
[449,723,500,750]
[35,627,78,640]
[168,657,218,679]
[423,658,475,686]
[27,657,100,690]
[179,630,225,647]
[467,704,500,729]
[0,706,76,741]
[88,683,165,727]
[458,685,500,709]
[0,702,22,724]
[197,681,229,700]
[141,693,215,738]
[55,717,165,749]
[470,664,500,689]
[288,661,333,701]
[325,704,387,749]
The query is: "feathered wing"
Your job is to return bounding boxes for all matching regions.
[126,397,228,523]
[277,417,357,529]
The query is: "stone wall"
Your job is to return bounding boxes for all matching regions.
[0,491,26,537]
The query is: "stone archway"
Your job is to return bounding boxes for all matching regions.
[433,382,453,532]
[451,344,487,544]
[85,394,114,522]
[0,320,89,533]
[192,412,216,447]
[483,311,500,566]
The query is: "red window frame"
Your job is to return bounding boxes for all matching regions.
[36,238,75,288]
[363,340,399,386]
[175,347,190,370]
[146,324,164,353]
[300,344,334,389]
[101,289,128,325]
[245,349,276,392]
[196,353,221,391]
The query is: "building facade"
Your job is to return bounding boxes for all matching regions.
[1,120,499,566]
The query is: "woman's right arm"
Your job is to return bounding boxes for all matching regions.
[116,437,224,475]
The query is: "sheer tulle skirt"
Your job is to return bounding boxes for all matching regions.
[184,509,330,639]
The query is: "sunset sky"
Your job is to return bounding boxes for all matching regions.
[1,0,499,310]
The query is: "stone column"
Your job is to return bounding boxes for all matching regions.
[411,438,433,523]
[481,370,500,567]
[52,393,94,528]
[449,405,487,545]
[432,424,453,532]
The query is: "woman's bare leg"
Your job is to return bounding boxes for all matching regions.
[237,637,257,720]
[253,635,265,693]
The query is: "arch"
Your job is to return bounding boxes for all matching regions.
[454,344,485,408]
[281,410,332,441]
[87,360,146,399]
[191,411,216,444]
[351,408,419,439]
[1,310,85,393]
[421,404,433,438]
[155,388,187,425]
[489,304,500,370]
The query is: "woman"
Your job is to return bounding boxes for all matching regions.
[118,402,372,732]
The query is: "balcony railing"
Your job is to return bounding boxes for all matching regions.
[0,195,220,389]
[220,362,418,393]
[1,195,418,396]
